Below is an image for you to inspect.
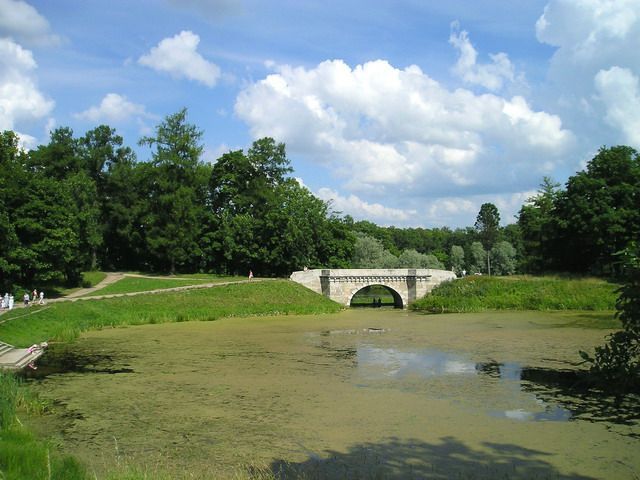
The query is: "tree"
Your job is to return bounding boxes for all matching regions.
[581,243,640,392]
[518,177,561,272]
[397,249,444,268]
[554,146,640,274]
[449,245,465,276]
[352,233,390,268]
[139,109,207,273]
[490,241,517,275]
[208,138,353,275]
[475,203,500,274]
[0,131,23,291]
[468,242,486,274]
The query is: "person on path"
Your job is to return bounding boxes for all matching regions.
[23,292,29,305]
[32,289,37,302]
[249,270,254,280]
[9,295,14,310]
[3,293,8,308]
[39,291,45,305]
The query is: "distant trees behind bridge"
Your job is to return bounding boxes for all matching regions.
[1,108,638,293]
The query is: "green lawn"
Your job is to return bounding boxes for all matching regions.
[81,275,242,297]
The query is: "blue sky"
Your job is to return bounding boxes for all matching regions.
[2,0,639,228]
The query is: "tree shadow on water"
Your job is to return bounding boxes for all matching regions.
[268,436,596,480]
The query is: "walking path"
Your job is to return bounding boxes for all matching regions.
[0,273,267,370]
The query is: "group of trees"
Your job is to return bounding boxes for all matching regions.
[2,103,638,295]
[348,203,519,276]
[518,146,639,275]
[0,110,355,292]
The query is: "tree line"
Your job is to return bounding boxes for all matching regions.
[1,108,638,294]
[0,109,356,292]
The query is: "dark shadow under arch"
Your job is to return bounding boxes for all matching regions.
[349,284,403,308]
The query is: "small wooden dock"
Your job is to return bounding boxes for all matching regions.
[0,341,45,371]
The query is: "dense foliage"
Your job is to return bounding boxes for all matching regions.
[2,107,637,294]
[518,146,640,275]
[0,111,355,291]
[581,243,640,391]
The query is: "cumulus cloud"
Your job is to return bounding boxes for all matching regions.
[594,66,640,146]
[535,0,640,117]
[138,30,221,87]
[316,187,415,224]
[235,59,572,200]
[0,0,61,46]
[0,37,54,132]
[449,23,516,91]
[75,93,153,124]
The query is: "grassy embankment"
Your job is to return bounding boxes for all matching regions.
[80,274,241,297]
[0,280,340,479]
[0,280,342,347]
[412,275,618,316]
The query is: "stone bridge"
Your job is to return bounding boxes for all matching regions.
[290,268,457,308]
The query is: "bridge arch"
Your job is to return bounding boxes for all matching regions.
[290,268,457,308]
[348,283,404,308]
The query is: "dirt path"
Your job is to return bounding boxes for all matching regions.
[65,272,125,298]
[1,274,267,315]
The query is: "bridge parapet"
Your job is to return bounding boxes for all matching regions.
[290,268,456,308]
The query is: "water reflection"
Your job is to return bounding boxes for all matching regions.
[356,345,575,422]
[357,345,477,378]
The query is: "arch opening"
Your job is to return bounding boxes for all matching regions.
[349,284,403,308]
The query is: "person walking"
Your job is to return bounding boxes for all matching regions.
[249,270,254,280]
[39,291,45,305]
[9,295,14,310]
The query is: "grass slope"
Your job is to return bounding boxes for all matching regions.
[80,275,240,297]
[0,280,342,347]
[411,275,618,314]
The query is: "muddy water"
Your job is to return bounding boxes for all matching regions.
[28,310,639,479]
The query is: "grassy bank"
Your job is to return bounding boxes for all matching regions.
[411,275,618,314]
[0,372,88,480]
[0,280,342,347]
[81,275,241,297]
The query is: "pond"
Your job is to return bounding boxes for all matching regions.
[25,310,640,479]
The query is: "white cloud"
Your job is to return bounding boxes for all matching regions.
[535,0,640,113]
[0,37,54,132]
[235,58,572,201]
[75,93,153,124]
[316,187,414,224]
[449,23,516,91]
[594,67,640,146]
[0,0,61,46]
[138,30,221,87]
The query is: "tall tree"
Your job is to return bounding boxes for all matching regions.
[139,109,206,273]
[474,203,500,275]
[518,177,561,272]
